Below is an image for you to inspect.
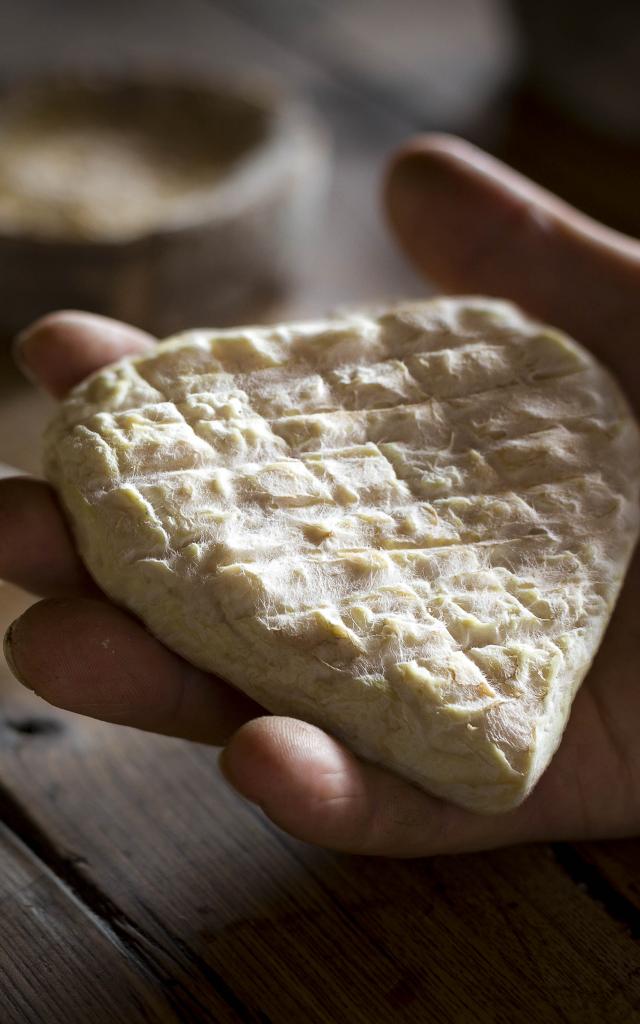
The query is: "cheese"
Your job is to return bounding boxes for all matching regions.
[44,297,640,812]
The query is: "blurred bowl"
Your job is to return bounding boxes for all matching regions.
[0,74,328,340]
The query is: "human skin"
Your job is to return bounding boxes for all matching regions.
[2,135,640,857]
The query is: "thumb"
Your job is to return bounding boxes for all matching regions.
[384,134,640,402]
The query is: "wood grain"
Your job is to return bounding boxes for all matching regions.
[566,840,640,923]
[0,680,639,1024]
[0,821,188,1024]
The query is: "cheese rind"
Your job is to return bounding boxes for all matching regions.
[44,298,640,812]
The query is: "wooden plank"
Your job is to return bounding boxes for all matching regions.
[0,594,246,1023]
[0,821,193,1024]
[563,840,640,923]
[283,837,640,1022]
[0,672,639,1024]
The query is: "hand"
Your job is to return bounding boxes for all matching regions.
[3,135,640,856]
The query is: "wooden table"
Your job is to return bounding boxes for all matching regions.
[2,2,640,1021]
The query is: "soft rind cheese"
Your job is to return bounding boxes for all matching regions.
[44,298,640,812]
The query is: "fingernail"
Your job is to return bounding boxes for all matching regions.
[3,620,29,689]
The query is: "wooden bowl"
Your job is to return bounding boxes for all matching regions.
[0,75,328,340]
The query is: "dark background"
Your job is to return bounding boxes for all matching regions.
[1,0,638,318]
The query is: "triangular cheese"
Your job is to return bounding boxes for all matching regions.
[45,298,640,812]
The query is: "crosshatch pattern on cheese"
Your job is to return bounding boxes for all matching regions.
[44,298,640,813]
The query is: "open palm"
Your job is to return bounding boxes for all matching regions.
[2,135,640,856]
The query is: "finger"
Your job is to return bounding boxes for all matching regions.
[15,311,155,398]
[384,134,640,395]
[3,598,261,744]
[220,717,548,856]
[0,476,93,596]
